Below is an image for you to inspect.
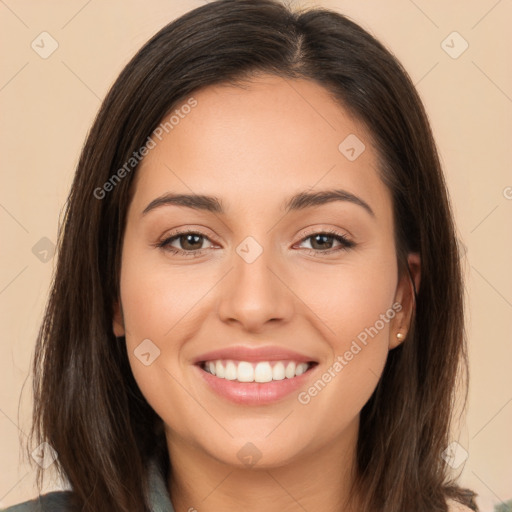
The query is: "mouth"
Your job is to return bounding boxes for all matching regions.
[192,346,320,405]
[197,359,319,383]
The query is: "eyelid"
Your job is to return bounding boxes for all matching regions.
[155,225,355,257]
[295,225,351,241]
[293,227,355,253]
[155,228,218,251]
[157,225,218,243]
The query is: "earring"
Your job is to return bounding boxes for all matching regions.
[396,332,405,341]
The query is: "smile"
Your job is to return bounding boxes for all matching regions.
[195,359,319,405]
[200,359,316,383]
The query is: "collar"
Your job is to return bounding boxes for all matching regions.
[147,458,175,512]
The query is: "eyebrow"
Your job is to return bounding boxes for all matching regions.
[141,189,375,218]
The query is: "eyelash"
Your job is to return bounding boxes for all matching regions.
[154,228,355,258]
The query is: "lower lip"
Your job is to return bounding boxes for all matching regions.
[194,363,318,405]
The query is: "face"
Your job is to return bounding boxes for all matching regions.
[113,74,420,469]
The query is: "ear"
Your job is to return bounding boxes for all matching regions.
[389,252,421,350]
[112,300,125,337]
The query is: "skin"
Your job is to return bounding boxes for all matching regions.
[113,74,421,512]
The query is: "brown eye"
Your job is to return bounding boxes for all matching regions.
[157,231,214,256]
[298,231,355,255]
[309,233,336,250]
[176,233,204,251]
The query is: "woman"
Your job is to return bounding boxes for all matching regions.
[4,0,479,511]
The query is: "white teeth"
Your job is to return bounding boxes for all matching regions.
[254,362,273,383]
[202,360,313,382]
[295,363,308,376]
[215,360,225,378]
[237,362,254,382]
[272,362,285,381]
[285,362,296,379]
[224,361,237,380]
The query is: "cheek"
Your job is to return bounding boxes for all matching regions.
[292,251,397,415]
[118,243,219,426]
[119,261,203,437]
[119,243,210,341]
[293,247,398,343]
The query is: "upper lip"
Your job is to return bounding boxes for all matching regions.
[193,345,318,364]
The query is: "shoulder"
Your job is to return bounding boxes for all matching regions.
[447,498,475,512]
[1,491,76,512]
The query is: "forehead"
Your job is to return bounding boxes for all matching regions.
[131,74,390,220]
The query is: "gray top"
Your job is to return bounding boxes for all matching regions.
[1,459,175,512]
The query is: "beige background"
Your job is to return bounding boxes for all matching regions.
[1,0,511,510]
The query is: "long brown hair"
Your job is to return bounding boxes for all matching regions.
[27,0,478,510]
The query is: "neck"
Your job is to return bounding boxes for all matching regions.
[165,417,362,512]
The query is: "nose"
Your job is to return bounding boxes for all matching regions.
[217,241,294,332]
